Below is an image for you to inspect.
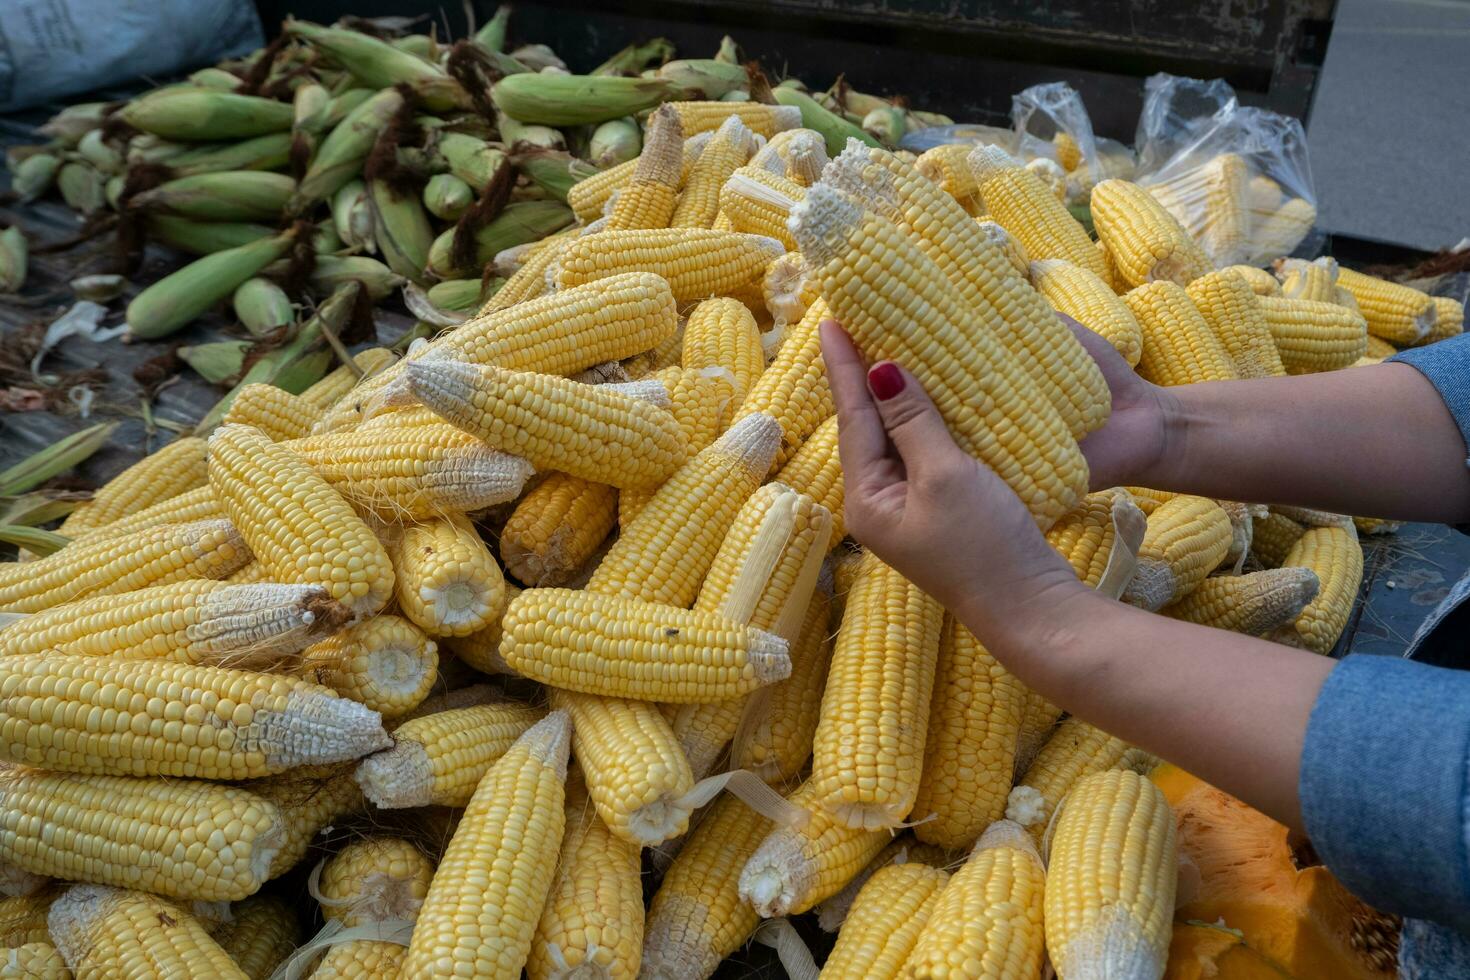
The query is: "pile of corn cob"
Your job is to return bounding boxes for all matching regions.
[3,15,1463,980]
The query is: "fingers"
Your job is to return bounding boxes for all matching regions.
[1059,311,1131,376]
[819,319,891,478]
[863,358,965,472]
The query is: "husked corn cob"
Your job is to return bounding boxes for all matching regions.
[406,361,685,490]
[1090,178,1211,287]
[0,892,53,946]
[1044,770,1177,980]
[1250,510,1306,568]
[49,885,248,980]
[1198,153,1250,265]
[641,796,773,980]
[1123,495,1233,610]
[772,415,844,539]
[306,941,406,979]
[0,768,282,902]
[716,167,805,248]
[910,618,1026,849]
[809,553,945,830]
[210,895,299,980]
[762,251,821,327]
[298,347,398,411]
[821,863,950,979]
[813,835,950,933]
[356,699,544,808]
[672,114,756,228]
[1164,566,1320,636]
[1364,334,1399,360]
[1276,257,1339,303]
[1030,258,1144,367]
[1253,197,1317,258]
[1124,282,1240,387]
[1247,174,1284,213]
[739,780,889,917]
[682,297,765,401]
[902,821,1047,980]
[299,614,438,721]
[0,519,248,614]
[0,653,389,778]
[1425,295,1465,344]
[479,231,577,315]
[391,515,505,637]
[568,136,709,224]
[619,369,734,517]
[914,143,986,215]
[317,836,434,927]
[0,941,66,978]
[553,228,784,305]
[792,185,1088,526]
[604,104,682,231]
[1005,718,1131,848]
[1186,270,1286,379]
[402,711,571,979]
[1044,489,1144,592]
[976,219,1030,278]
[220,383,323,440]
[1223,264,1282,296]
[210,424,392,616]
[501,475,618,587]
[241,764,364,878]
[1272,524,1363,654]
[1336,267,1437,345]
[527,780,644,980]
[969,145,1111,283]
[59,484,225,548]
[0,579,349,669]
[1257,295,1369,374]
[58,435,208,536]
[735,299,834,469]
[440,582,519,676]
[668,101,802,139]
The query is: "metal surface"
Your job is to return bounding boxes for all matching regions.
[1345,523,1470,667]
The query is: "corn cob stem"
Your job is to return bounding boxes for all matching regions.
[299,614,439,721]
[390,514,506,637]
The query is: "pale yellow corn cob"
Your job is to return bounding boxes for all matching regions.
[668,101,802,139]
[762,251,820,327]
[1030,258,1144,367]
[1272,524,1363,654]
[210,894,299,980]
[0,579,347,668]
[1276,257,1339,303]
[391,515,505,637]
[814,835,951,934]
[617,367,738,521]
[1223,264,1282,296]
[1336,266,1436,345]
[902,821,1046,980]
[910,617,1026,849]
[298,347,398,412]
[49,885,248,980]
[1044,770,1177,980]
[1026,156,1068,203]
[1005,718,1131,848]
[1253,197,1317,258]
[0,519,248,614]
[0,768,282,902]
[0,892,54,946]
[969,145,1111,282]
[1247,174,1284,214]
[299,614,438,721]
[1186,269,1286,379]
[1053,131,1083,170]
[501,475,618,587]
[1425,296,1465,344]
[241,764,364,878]
[735,299,833,469]
[554,228,783,306]
[58,436,208,537]
[1123,495,1233,610]
[568,135,712,223]
[1013,686,1063,784]
[0,653,389,778]
[749,128,823,178]
[58,484,225,551]
[1044,489,1141,591]
[402,711,571,979]
[672,114,756,228]
[914,143,986,215]
[682,297,765,402]
[1124,281,1240,387]
[604,104,682,231]
[1256,295,1369,374]
[1251,510,1307,568]
[1364,334,1399,360]
[772,415,845,539]
[0,941,67,978]
[976,218,1030,278]
[317,836,434,928]
[715,166,804,248]
[1198,153,1250,265]
[822,862,950,979]
[1164,566,1321,636]
[479,231,577,315]
[1090,178,1211,287]
[305,941,405,979]
[221,383,323,441]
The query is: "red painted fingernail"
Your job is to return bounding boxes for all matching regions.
[867,362,905,401]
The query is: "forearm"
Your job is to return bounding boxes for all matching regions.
[1142,364,1470,523]
[961,585,1334,830]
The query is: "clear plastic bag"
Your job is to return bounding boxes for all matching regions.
[1011,82,1134,203]
[1134,73,1237,176]
[899,123,1017,155]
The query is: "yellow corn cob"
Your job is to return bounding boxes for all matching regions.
[902,820,1047,980]
[822,862,950,979]
[210,895,299,980]
[501,475,618,587]
[1425,295,1465,344]
[305,941,406,979]
[641,795,773,980]
[1052,131,1083,171]
[57,484,225,551]
[1044,770,1177,980]
[824,143,1111,442]
[1253,196,1317,258]
[0,653,389,778]
[762,251,820,327]
[317,836,433,928]
[910,617,1026,849]
[0,579,347,668]
[0,892,54,946]
[1256,295,1369,374]
[1122,495,1233,610]
[739,779,890,917]
[1336,266,1436,345]
[752,128,826,182]
[0,768,282,901]
[299,614,438,721]
[49,885,248,980]
[1198,153,1250,265]
[715,166,805,248]
[402,711,571,979]
[1089,178,1212,287]
[772,415,844,539]
[220,383,323,441]
[812,835,950,934]
[1276,256,1339,303]
[527,779,644,980]
[604,104,683,232]
[975,218,1030,278]
[440,582,519,676]
[1271,524,1363,654]
[1163,566,1320,635]
[58,436,208,537]
[390,515,505,637]
[969,145,1111,282]
[668,101,802,139]
[554,228,783,306]
[1025,156,1068,203]
[613,368,737,524]
[568,135,712,223]
[809,553,945,830]
[1223,264,1282,296]
[210,424,392,616]
[0,516,250,614]
[1247,174,1284,214]
[479,231,578,315]
[1030,258,1144,367]
[792,187,1088,527]
[0,941,67,978]
[672,114,756,228]
[241,764,364,878]
[1364,334,1399,360]
[1186,269,1287,379]
[1124,281,1240,387]
[914,143,986,215]
[1250,510,1307,568]
[1005,717,1132,848]
[1043,489,1141,592]
[735,299,834,470]
[682,296,765,402]
[298,347,398,412]
[1013,685,1063,784]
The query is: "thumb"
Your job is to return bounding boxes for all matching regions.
[865,360,962,470]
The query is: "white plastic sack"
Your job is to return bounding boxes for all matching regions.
[0,0,263,113]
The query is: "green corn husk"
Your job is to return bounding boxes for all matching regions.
[1,491,88,528]
[162,133,295,176]
[492,74,679,126]
[293,83,332,132]
[438,133,508,193]
[285,21,470,112]
[233,277,295,337]
[368,180,435,284]
[189,67,242,90]
[862,105,908,146]
[121,90,294,141]
[0,227,27,293]
[659,59,747,99]
[720,89,751,102]
[39,103,110,145]
[104,176,126,211]
[71,274,127,302]
[13,154,59,203]
[426,200,574,279]
[125,134,191,166]
[513,149,595,203]
[423,174,474,221]
[510,44,567,72]
[474,5,512,52]
[592,38,676,77]
[178,339,252,383]
[390,34,437,61]
[145,215,275,256]
[131,171,296,221]
[775,77,809,93]
[426,277,494,311]
[331,180,378,253]
[588,119,641,168]
[772,87,880,154]
[302,255,406,300]
[292,88,405,208]
[0,422,119,496]
[0,525,69,557]
[57,162,107,214]
[77,129,124,175]
[715,35,742,65]
[396,146,447,176]
[125,230,297,340]
[322,89,375,130]
[495,113,566,151]
[312,222,343,254]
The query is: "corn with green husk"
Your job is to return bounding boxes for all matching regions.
[772,86,881,154]
[512,149,592,203]
[332,180,378,253]
[0,228,26,293]
[178,340,251,383]
[424,174,474,221]
[425,200,574,278]
[589,118,642,168]
[496,110,567,152]
[301,254,406,300]
[145,215,275,256]
[129,171,296,221]
[368,179,436,284]
[474,4,512,51]
[232,277,294,336]
[13,153,60,202]
[125,229,297,340]
[40,102,109,144]
[57,162,106,214]
[659,59,748,99]
[292,83,331,132]
[592,37,676,75]
[285,21,470,112]
[120,89,294,140]
[425,277,495,311]
[188,66,243,89]
[492,73,680,126]
[148,132,294,177]
[510,43,567,71]
[436,133,508,193]
[862,105,908,145]
[292,87,404,208]
[77,130,124,174]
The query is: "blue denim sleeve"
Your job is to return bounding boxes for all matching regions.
[1391,333,1470,453]
[1300,654,1470,933]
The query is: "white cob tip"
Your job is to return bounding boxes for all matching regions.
[715,413,783,481]
[967,142,1021,179]
[974,818,1041,860]
[601,378,672,409]
[427,447,536,514]
[748,629,792,685]
[266,690,392,769]
[1005,785,1047,827]
[355,741,435,809]
[771,105,803,132]
[787,183,862,269]
[521,709,573,779]
[713,112,756,154]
